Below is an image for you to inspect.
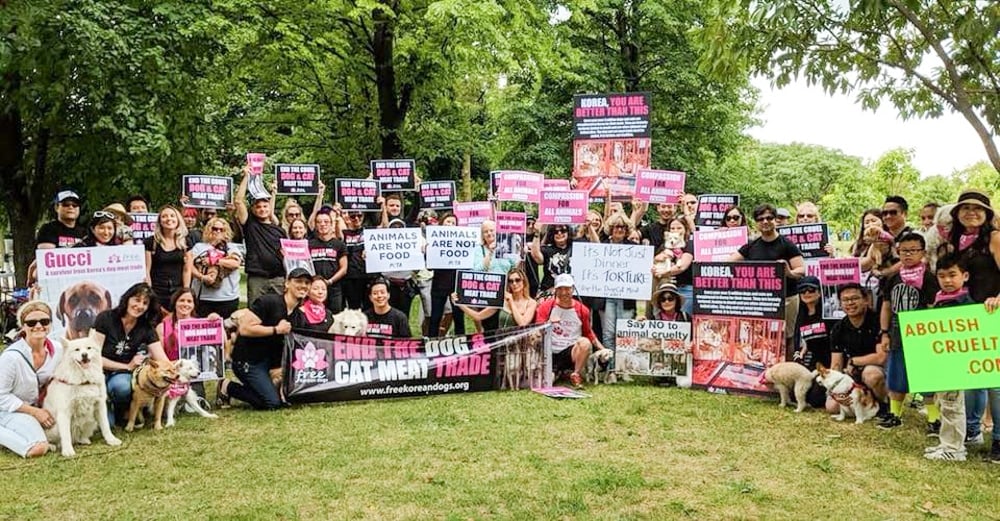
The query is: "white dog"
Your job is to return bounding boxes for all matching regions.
[44,337,121,457]
[586,348,616,385]
[762,362,815,413]
[814,363,880,424]
[329,309,368,337]
[163,359,219,427]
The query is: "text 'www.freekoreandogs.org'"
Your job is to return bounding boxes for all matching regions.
[359,381,472,397]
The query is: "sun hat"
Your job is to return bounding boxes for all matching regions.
[950,190,994,222]
[652,282,683,307]
[101,203,133,225]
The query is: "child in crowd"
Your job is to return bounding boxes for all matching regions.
[877,232,939,431]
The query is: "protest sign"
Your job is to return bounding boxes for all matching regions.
[176,317,225,381]
[453,201,493,227]
[283,324,551,403]
[363,228,424,273]
[371,159,416,191]
[615,319,692,379]
[635,169,685,204]
[35,245,146,340]
[778,223,830,258]
[571,242,654,300]
[693,227,747,262]
[280,238,314,275]
[572,92,651,196]
[493,170,543,203]
[900,305,1000,392]
[419,181,455,209]
[275,164,320,195]
[129,213,157,245]
[692,262,786,318]
[425,226,481,269]
[544,179,571,191]
[538,190,588,225]
[813,257,861,319]
[494,211,526,261]
[246,152,266,175]
[182,175,233,209]
[606,175,636,203]
[335,179,381,212]
[695,194,740,229]
[455,271,506,308]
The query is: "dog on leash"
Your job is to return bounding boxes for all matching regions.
[163,359,218,427]
[762,362,815,413]
[44,337,122,457]
[586,348,616,385]
[329,309,368,336]
[125,358,179,431]
[814,363,880,424]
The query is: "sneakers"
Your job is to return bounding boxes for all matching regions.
[910,394,924,408]
[877,415,903,430]
[876,403,891,421]
[569,372,583,390]
[926,420,941,438]
[965,432,984,445]
[924,444,944,454]
[924,448,967,461]
[990,440,1000,464]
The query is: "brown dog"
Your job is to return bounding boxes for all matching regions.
[126,359,179,432]
[57,281,113,339]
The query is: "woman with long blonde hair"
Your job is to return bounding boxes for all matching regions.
[145,205,191,311]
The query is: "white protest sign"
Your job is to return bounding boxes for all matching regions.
[363,228,424,273]
[425,226,481,269]
[570,242,654,300]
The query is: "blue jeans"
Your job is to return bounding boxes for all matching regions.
[965,389,1000,440]
[0,410,46,457]
[228,359,282,410]
[602,299,633,352]
[106,371,133,425]
[676,284,694,315]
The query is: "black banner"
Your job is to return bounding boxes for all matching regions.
[335,179,381,212]
[182,175,233,209]
[454,271,506,308]
[777,223,830,258]
[275,164,320,195]
[370,159,416,191]
[573,92,651,139]
[695,194,740,229]
[419,180,455,209]
[692,261,786,319]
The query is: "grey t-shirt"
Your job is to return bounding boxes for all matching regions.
[191,242,243,302]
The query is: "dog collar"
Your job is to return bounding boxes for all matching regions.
[56,377,98,386]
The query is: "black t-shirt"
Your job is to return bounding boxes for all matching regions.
[879,269,938,350]
[641,220,668,250]
[795,306,835,369]
[144,237,187,297]
[668,241,695,286]
[737,235,803,293]
[95,310,159,368]
[364,308,411,338]
[290,307,335,333]
[309,236,346,280]
[830,311,880,363]
[343,228,367,279]
[539,244,571,291]
[232,293,294,366]
[242,217,286,278]
[36,220,88,248]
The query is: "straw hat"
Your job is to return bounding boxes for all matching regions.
[102,203,133,225]
[950,190,994,223]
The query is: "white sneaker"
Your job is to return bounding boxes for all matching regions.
[924,444,944,454]
[924,449,967,461]
[966,432,985,445]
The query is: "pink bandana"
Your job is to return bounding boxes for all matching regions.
[899,263,927,290]
[301,300,327,324]
[167,381,190,400]
[934,287,969,306]
[959,231,978,251]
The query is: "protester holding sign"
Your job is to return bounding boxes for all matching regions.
[144,206,192,311]
[428,214,465,337]
[535,274,605,389]
[156,288,223,401]
[235,166,287,305]
[530,222,573,293]
[189,218,243,319]
[470,220,517,333]
[308,210,348,313]
[453,267,536,332]
[365,277,412,338]
[653,217,695,314]
[601,213,639,352]
[792,276,835,371]
[828,283,887,415]
[340,209,370,310]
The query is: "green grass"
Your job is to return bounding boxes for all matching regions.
[4,386,999,520]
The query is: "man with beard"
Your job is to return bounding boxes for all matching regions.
[235,166,287,304]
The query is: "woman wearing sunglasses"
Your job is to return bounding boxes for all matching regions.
[720,205,747,229]
[452,267,537,332]
[601,213,639,350]
[530,221,573,294]
[0,301,60,458]
[645,283,691,322]
[188,218,243,319]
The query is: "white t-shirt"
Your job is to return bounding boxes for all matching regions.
[549,305,582,353]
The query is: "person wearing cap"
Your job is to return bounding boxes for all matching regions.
[791,276,835,372]
[775,208,791,227]
[36,189,87,249]
[218,267,312,410]
[535,274,606,388]
[645,283,691,322]
[236,165,288,305]
[101,203,136,244]
[364,277,412,338]
[76,210,125,247]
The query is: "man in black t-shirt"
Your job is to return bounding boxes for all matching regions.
[828,283,887,413]
[36,189,88,249]
[235,166,287,305]
[364,278,411,338]
[640,202,678,251]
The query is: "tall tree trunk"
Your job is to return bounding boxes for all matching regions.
[461,149,472,202]
[372,1,408,159]
[616,5,640,92]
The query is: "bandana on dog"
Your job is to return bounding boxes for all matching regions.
[898,263,927,290]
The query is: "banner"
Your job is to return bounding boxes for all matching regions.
[695,194,740,229]
[425,226,480,269]
[275,164,320,195]
[572,92,651,196]
[635,169,685,204]
[693,227,747,262]
[176,317,225,382]
[283,324,551,402]
[182,175,233,210]
[453,201,493,227]
[778,223,830,258]
[335,179,381,212]
[129,213,157,245]
[370,159,416,191]
[692,262,786,318]
[538,190,588,225]
[280,238,314,275]
[455,271,506,308]
[419,181,455,209]
[571,242,654,300]
[493,170,543,204]
[615,319,692,379]
[900,304,1000,392]
[35,245,146,340]
[494,211,526,261]
[363,228,424,273]
[812,257,861,319]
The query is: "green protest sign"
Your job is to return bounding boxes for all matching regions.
[899,304,1000,392]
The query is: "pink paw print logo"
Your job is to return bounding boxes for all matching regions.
[291,342,328,371]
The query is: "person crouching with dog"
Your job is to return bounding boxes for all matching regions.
[0,301,59,457]
[534,274,606,389]
[92,283,168,427]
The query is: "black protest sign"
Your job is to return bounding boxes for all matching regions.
[335,179,381,212]
[778,223,830,258]
[692,261,786,319]
[419,181,455,209]
[275,164,321,195]
[182,175,233,209]
[573,92,651,139]
[695,194,740,229]
[454,271,506,308]
[371,159,416,191]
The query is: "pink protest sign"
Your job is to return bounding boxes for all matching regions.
[538,190,588,225]
[635,169,685,204]
[544,179,571,191]
[693,226,747,261]
[176,317,225,381]
[280,239,311,261]
[817,257,861,286]
[493,170,543,204]
[453,201,494,226]
[177,317,225,347]
[246,153,266,175]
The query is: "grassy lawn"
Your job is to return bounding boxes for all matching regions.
[4,384,999,520]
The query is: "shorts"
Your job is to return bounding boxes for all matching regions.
[552,348,575,373]
[886,349,909,394]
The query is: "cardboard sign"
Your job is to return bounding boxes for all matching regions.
[419,181,455,209]
[493,170,543,204]
[900,304,1000,392]
[692,261,786,319]
[425,226,481,269]
[177,317,226,381]
[606,175,636,203]
[494,211,526,261]
[371,159,416,191]
[778,223,830,258]
[281,238,315,275]
[538,190,588,225]
[571,242,654,300]
[182,175,233,209]
[615,319,692,378]
[275,164,320,195]
[129,213,157,245]
[246,152,266,175]
[695,194,740,229]
[363,228,424,273]
[453,201,493,227]
[454,271,506,308]
[635,169,685,204]
[693,227,747,262]
[335,179,381,212]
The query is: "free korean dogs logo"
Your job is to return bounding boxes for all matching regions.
[291,341,329,384]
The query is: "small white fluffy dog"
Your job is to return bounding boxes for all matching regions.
[329,309,368,336]
[814,363,880,424]
[762,362,815,413]
[44,337,121,457]
[586,348,616,385]
[164,359,218,427]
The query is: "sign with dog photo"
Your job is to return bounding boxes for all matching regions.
[35,245,147,341]
[615,319,692,380]
[176,317,225,381]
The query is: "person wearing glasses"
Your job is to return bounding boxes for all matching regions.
[720,205,747,229]
[452,267,537,332]
[600,213,639,352]
[340,209,371,310]
[0,301,60,458]
[774,208,791,227]
[76,210,125,247]
[828,283,887,416]
[189,217,244,318]
[645,283,690,322]
[791,276,834,370]
[309,208,348,313]
[881,195,913,241]
[236,165,288,305]
[794,201,836,256]
[530,221,573,294]
[471,220,517,333]
[36,190,87,249]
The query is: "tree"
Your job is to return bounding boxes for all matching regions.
[696,0,1000,174]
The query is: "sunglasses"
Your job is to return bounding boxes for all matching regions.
[553,228,568,234]
[92,211,117,220]
[798,214,816,219]
[612,224,628,230]
[349,214,363,219]
[754,215,775,222]
[24,318,51,328]
[882,209,899,216]
[725,215,742,222]
[211,226,225,232]
[799,288,819,294]
[60,202,80,208]
[660,295,676,302]
[509,278,523,283]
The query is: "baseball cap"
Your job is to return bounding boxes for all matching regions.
[553,274,574,289]
[776,208,791,218]
[798,276,820,292]
[56,190,81,204]
[286,267,313,280]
